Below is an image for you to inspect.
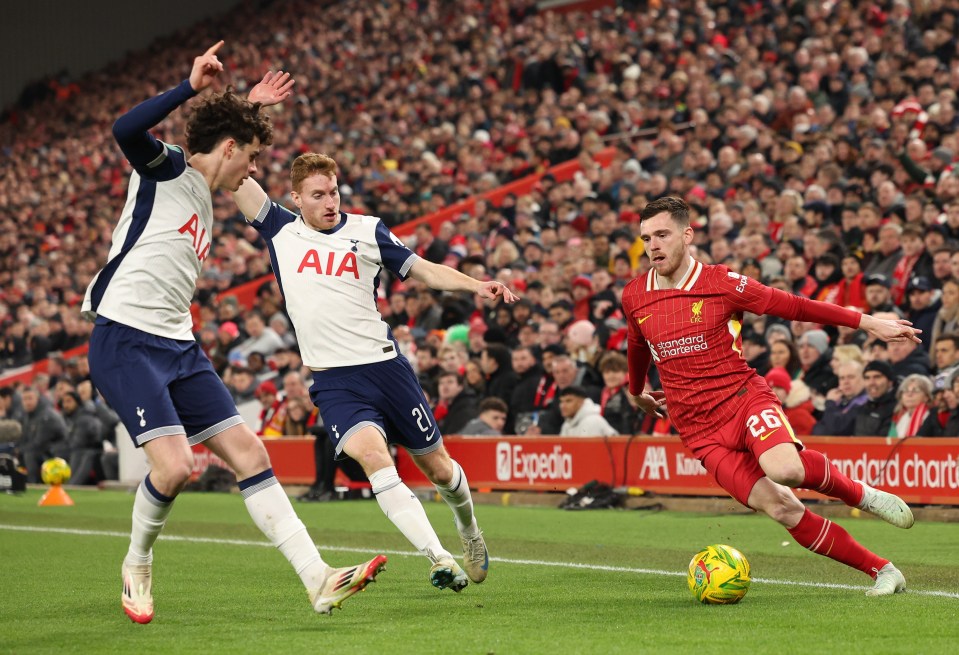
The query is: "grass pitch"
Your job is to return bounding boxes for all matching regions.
[1,489,957,655]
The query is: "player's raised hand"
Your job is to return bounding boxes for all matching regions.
[629,390,666,418]
[248,71,296,106]
[477,280,519,303]
[859,314,922,344]
[190,41,226,92]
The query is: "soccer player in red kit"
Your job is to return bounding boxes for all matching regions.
[625,197,918,597]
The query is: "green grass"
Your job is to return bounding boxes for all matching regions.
[1,489,957,654]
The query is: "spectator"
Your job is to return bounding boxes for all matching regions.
[854,361,898,437]
[932,333,959,393]
[16,386,67,483]
[814,361,869,437]
[864,224,904,282]
[598,352,640,435]
[904,276,941,351]
[533,354,600,435]
[863,274,901,316]
[480,344,517,418]
[0,386,24,424]
[931,279,959,351]
[280,398,317,437]
[433,371,479,436]
[463,358,487,397]
[230,312,285,360]
[797,330,837,396]
[835,254,867,311]
[547,300,575,330]
[225,367,258,405]
[459,397,509,436]
[887,336,932,380]
[510,346,548,435]
[77,380,120,481]
[891,226,934,305]
[889,374,934,438]
[415,344,442,398]
[764,367,816,436]
[56,390,103,485]
[768,338,802,380]
[919,370,959,437]
[254,381,280,437]
[557,387,617,437]
[931,247,955,288]
[742,330,771,376]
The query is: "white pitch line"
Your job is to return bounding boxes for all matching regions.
[3,524,957,599]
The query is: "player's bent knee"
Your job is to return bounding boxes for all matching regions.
[761,489,804,526]
[413,448,453,485]
[766,463,805,488]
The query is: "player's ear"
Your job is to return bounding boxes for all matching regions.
[290,190,302,208]
[684,225,694,245]
[222,138,237,158]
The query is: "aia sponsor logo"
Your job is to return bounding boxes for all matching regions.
[297,249,360,278]
[178,214,210,262]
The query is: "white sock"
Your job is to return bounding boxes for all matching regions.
[370,466,449,559]
[240,469,329,590]
[434,460,479,537]
[127,475,175,565]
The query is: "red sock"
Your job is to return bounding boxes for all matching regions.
[787,509,887,577]
[799,449,864,506]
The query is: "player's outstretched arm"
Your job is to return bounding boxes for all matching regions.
[859,313,922,344]
[407,259,518,303]
[232,177,269,220]
[112,41,225,169]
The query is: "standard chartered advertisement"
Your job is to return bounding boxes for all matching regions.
[825,450,959,491]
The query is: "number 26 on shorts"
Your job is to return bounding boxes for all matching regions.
[746,408,787,441]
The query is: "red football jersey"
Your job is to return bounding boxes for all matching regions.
[623,259,777,445]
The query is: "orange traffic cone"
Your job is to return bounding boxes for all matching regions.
[38,484,74,507]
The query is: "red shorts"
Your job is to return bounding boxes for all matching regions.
[687,386,804,508]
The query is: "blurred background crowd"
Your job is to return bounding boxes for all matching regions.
[4,0,959,486]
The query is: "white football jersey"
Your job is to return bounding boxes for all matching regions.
[82,144,213,340]
[248,200,418,368]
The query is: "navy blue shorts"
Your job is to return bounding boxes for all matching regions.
[309,355,443,457]
[88,318,243,447]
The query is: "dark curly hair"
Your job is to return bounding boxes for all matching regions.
[185,89,273,154]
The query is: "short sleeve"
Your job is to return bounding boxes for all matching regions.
[374,220,418,279]
[247,200,298,240]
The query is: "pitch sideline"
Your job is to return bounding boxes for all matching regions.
[2,523,956,599]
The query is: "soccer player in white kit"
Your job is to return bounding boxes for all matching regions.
[83,43,384,622]
[232,153,518,592]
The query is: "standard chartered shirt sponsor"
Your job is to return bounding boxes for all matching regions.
[655,334,709,358]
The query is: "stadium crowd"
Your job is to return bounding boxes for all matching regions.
[4,0,959,485]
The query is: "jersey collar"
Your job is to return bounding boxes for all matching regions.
[649,256,702,291]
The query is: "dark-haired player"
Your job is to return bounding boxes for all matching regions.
[625,196,917,597]
[83,44,383,622]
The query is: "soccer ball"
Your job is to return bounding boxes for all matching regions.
[41,457,71,486]
[687,544,751,604]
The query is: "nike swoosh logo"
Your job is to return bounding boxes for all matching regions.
[637,315,652,325]
[759,428,780,442]
[426,429,436,442]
